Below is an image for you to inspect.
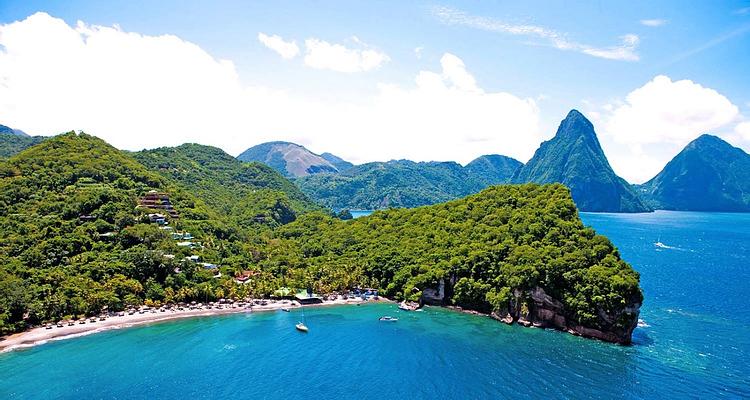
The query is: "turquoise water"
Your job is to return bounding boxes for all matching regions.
[1,211,749,399]
[349,209,374,218]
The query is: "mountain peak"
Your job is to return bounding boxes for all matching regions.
[237,141,338,177]
[640,134,750,211]
[690,134,731,148]
[557,109,598,144]
[512,110,649,212]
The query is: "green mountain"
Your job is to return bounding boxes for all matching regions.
[638,134,750,211]
[134,143,320,228]
[512,110,649,213]
[0,124,29,137]
[0,132,238,333]
[0,124,45,158]
[297,156,521,210]
[237,141,338,177]
[276,184,642,343]
[320,152,354,171]
[464,154,523,186]
[0,133,641,344]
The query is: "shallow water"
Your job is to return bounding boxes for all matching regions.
[1,211,749,399]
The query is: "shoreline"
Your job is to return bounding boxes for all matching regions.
[0,297,388,353]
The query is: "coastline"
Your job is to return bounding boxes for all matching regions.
[0,297,388,353]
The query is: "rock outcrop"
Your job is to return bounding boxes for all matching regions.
[428,278,640,345]
[490,286,640,345]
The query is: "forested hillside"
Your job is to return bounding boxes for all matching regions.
[638,134,750,211]
[0,133,642,343]
[297,157,520,210]
[0,133,45,158]
[0,133,294,334]
[512,110,649,213]
[273,184,642,343]
[134,143,321,229]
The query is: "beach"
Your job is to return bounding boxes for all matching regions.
[0,297,387,353]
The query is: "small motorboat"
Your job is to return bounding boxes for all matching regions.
[379,316,398,322]
[281,308,291,312]
[295,322,309,332]
[398,301,417,311]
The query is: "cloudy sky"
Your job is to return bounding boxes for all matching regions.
[1,1,749,183]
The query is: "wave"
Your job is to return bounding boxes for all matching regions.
[654,241,692,252]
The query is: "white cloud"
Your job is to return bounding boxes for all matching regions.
[640,19,667,27]
[303,37,389,72]
[594,75,741,182]
[414,46,423,59]
[432,6,640,61]
[736,121,750,140]
[257,32,299,59]
[0,13,541,167]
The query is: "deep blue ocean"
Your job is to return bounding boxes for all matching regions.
[1,211,749,399]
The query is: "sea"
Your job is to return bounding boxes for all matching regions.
[1,211,749,399]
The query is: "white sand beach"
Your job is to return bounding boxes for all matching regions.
[0,297,388,353]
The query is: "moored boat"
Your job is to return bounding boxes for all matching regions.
[295,322,308,332]
[398,301,418,311]
[379,316,398,322]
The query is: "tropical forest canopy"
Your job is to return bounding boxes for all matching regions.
[0,132,641,338]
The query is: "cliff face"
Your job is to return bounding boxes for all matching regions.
[492,287,640,344]
[430,280,640,345]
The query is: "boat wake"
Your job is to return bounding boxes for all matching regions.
[654,241,691,251]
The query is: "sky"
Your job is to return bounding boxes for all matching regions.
[1,1,749,183]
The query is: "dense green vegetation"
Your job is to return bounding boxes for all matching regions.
[297,157,520,210]
[272,184,642,333]
[0,133,642,343]
[134,143,321,229]
[512,110,650,213]
[0,133,312,334]
[0,132,45,158]
[638,134,750,211]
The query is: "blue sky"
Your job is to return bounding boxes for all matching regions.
[1,1,749,182]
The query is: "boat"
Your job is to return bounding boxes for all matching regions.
[295,322,309,332]
[379,316,398,322]
[281,308,291,312]
[398,301,418,311]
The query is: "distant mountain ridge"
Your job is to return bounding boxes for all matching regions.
[0,123,45,158]
[320,152,354,171]
[0,124,29,137]
[237,141,339,177]
[512,110,650,213]
[296,156,521,210]
[638,134,750,211]
[465,155,523,187]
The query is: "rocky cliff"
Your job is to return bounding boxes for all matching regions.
[429,279,640,345]
[491,287,640,344]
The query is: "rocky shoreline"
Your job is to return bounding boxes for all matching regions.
[445,286,640,345]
